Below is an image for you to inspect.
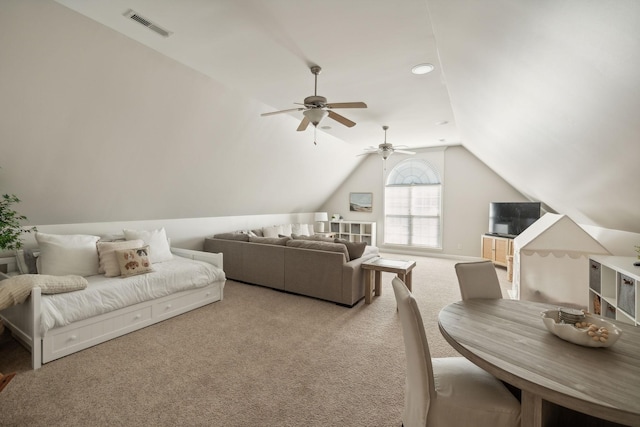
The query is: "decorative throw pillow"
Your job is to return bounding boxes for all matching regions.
[115,246,154,277]
[262,225,283,238]
[97,239,145,276]
[15,249,39,274]
[280,224,293,236]
[0,274,89,311]
[35,233,101,277]
[334,238,367,261]
[123,228,173,263]
[291,223,311,236]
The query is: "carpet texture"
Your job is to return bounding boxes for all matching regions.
[0,254,510,426]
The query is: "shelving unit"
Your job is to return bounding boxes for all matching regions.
[330,221,376,245]
[480,234,513,267]
[588,255,640,326]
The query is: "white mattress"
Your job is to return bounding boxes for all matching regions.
[40,256,225,334]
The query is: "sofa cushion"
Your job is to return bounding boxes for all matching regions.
[286,240,349,260]
[249,236,290,246]
[291,233,334,242]
[213,232,250,242]
[335,239,367,260]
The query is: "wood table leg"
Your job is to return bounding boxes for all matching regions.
[405,271,413,292]
[521,390,545,427]
[365,270,374,304]
[374,271,382,296]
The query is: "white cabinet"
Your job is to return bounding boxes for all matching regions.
[330,221,376,246]
[588,256,640,326]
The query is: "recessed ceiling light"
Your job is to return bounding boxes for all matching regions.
[436,120,449,125]
[411,63,434,75]
[321,125,332,130]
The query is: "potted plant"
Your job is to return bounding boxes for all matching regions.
[0,193,35,254]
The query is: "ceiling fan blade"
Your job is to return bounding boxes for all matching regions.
[297,116,310,131]
[261,107,304,117]
[395,149,416,155]
[326,102,367,109]
[328,110,356,128]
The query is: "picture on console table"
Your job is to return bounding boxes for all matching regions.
[350,192,373,212]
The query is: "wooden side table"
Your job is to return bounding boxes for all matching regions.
[361,258,416,304]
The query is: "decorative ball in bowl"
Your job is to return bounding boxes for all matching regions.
[541,310,622,348]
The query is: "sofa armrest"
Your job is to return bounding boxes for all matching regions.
[341,249,380,305]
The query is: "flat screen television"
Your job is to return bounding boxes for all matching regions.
[488,202,541,237]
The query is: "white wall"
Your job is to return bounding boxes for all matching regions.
[0,1,361,226]
[320,145,529,257]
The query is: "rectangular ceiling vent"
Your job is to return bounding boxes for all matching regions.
[123,9,172,38]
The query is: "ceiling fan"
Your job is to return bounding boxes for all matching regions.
[360,126,416,160]
[260,65,367,135]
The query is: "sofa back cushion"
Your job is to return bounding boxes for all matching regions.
[286,239,349,261]
[213,232,250,242]
[334,239,367,261]
[249,236,290,246]
[291,233,334,242]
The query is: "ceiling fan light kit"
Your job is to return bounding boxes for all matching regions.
[261,65,367,143]
[359,125,416,161]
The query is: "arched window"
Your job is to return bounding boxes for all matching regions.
[384,158,442,248]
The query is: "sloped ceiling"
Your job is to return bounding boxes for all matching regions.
[52,0,640,233]
[427,0,640,233]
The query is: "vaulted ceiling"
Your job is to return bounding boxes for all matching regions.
[54,0,640,234]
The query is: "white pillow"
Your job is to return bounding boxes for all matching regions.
[291,223,311,236]
[262,225,283,238]
[35,233,101,277]
[123,228,173,263]
[97,239,145,277]
[280,224,293,236]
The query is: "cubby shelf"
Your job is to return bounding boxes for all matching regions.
[589,255,640,326]
[330,221,376,246]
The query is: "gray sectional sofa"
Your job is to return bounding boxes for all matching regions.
[203,232,379,307]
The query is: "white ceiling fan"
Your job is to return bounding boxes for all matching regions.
[360,126,416,160]
[261,65,367,137]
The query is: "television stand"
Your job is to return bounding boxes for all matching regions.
[480,234,514,267]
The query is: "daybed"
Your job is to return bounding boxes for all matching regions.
[203,223,378,307]
[0,229,225,370]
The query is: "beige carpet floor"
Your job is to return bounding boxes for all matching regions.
[0,254,510,427]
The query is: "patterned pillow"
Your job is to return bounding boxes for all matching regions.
[115,246,154,278]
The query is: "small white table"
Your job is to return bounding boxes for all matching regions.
[361,258,416,304]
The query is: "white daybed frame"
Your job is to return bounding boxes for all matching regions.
[0,248,224,370]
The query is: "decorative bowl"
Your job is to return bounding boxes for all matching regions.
[541,310,622,348]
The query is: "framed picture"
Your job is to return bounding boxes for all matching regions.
[349,192,373,212]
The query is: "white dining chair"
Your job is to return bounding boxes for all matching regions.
[454,260,503,300]
[392,277,521,427]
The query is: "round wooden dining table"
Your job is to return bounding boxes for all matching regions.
[438,299,640,427]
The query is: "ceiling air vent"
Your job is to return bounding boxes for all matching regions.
[123,9,172,38]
